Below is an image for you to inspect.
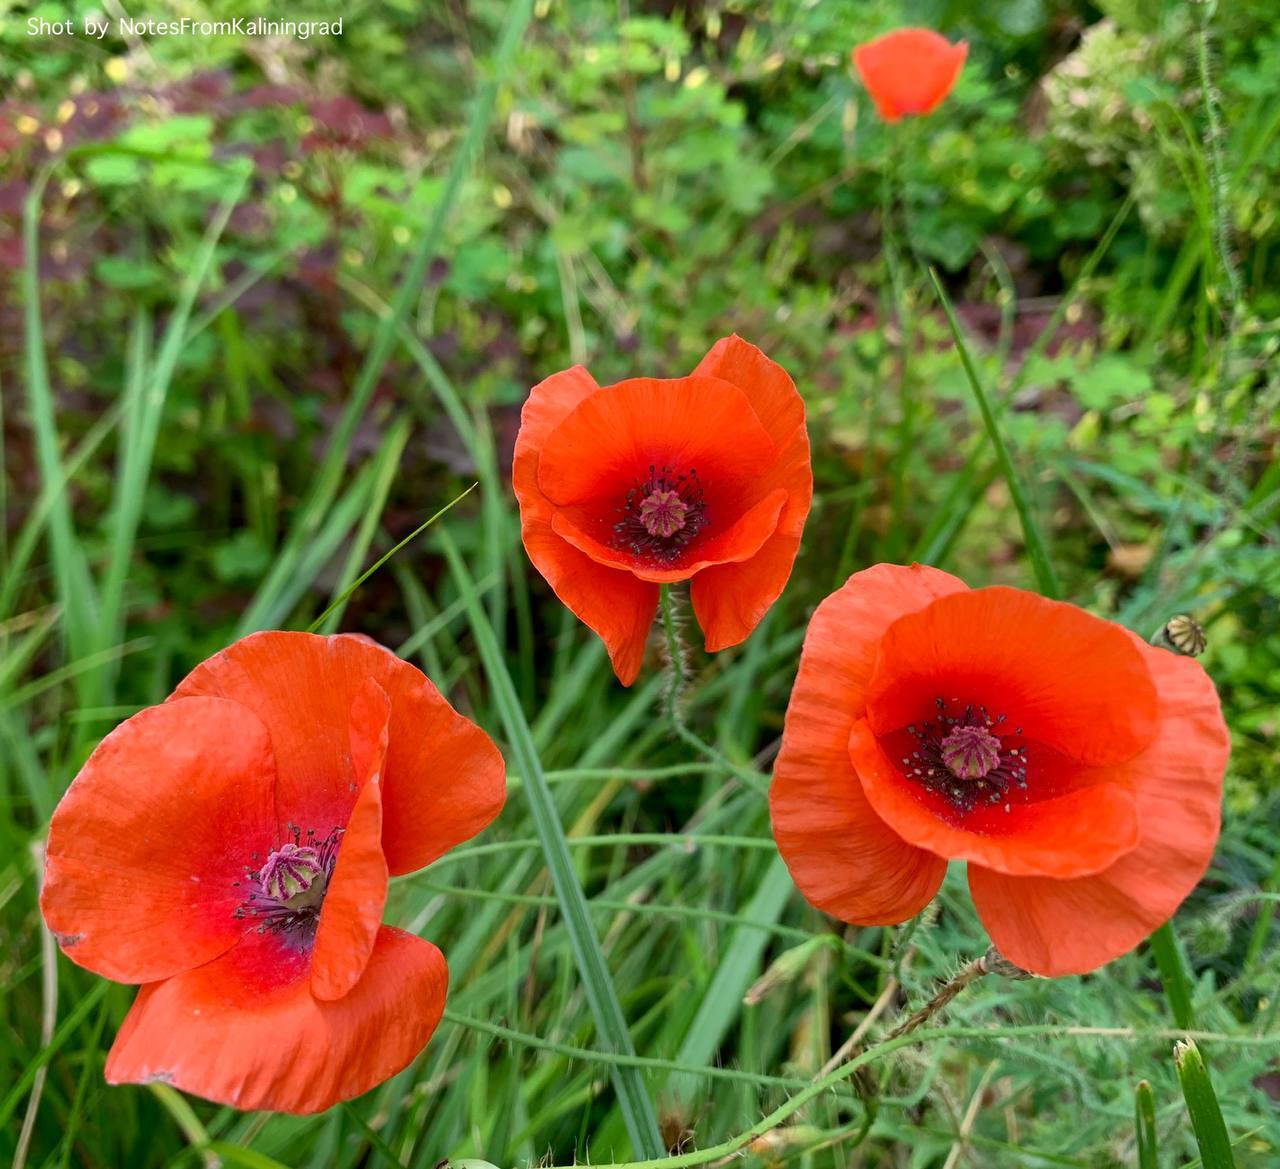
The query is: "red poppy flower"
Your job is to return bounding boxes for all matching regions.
[770,564,1229,977]
[852,28,968,123]
[513,335,812,684]
[41,632,505,1113]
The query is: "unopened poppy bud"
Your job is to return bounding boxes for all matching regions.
[743,935,834,1005]
[1152,615,1207,657]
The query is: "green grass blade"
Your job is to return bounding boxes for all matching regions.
[236,457,381,634]
[252,0,533,619]
[668,855,793,1104]
[99,171,248,667]
[1149,921,1196,1030]
[1174,1040,1236,1169]
[21,164,99,678]
[1134,1080,1158,1169]
[309,478,476,635]
[336,286,510,640]
[0,979,109,1131]
[313,416,411,634]
[0,605,61,698]
[912,193,1134,569]
[927,266,1061,599]
[439,529,666,1160]
[204,1144,296,1169]
[0,400,123,622]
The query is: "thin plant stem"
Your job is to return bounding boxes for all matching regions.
[306,483,476,634]
[928,266,1062,599]
[881,955,991,1045]
[657,585,768,796]
[13,842,58,1169]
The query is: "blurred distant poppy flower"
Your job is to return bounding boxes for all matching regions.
[514,335,812,685]
[42,632,505,1113]
[852,28,967,123]
[770,564,1229,977]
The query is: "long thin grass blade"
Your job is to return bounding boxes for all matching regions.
[667,855,793,1103]
[21,165,99,682]
[439,529,666,1159]
[99,171,248,666]
[1134,1079,1158,1169]
[1175,1039,1236,1169]
[313,416,411,634]
[308,481,476,634]
[1149,921,1196,1030]
[927,266,1062,599]
[251,0,533,616]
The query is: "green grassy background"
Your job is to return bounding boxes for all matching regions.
[1,1,1277,1166]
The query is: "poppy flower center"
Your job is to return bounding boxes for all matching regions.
[613,465,707,563]
[639,488,689,538]
[940,724,1002,780]
[234,825,343,940]
[903,699,1028,814]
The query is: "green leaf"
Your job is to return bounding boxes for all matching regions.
[1071,354,1154,411]
[1149,921,1196,1030]
[1135,1079,1158,1169]
[1174,1040,1236,1169]
[118,114,214,152]
[93,256,159,290]
[668,856,793,1104]
[212,530,272,583]
[83,152,143,186]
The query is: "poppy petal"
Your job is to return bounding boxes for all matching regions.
[852,28,967,122]
[865,587,1160,766]
[771,564,965,923]
[690,424,811,650]
[105,925,448,1114]
[311,681,391,1001]
[688,337,813,650]
[850,719,1141,878]
[41,698,275,985]
[550,487,787,582]
[968,643,1228,976]
[535,375,776,510]
[172,632,505,876]
[357,644,506,876]
[513,366,660,685]
[692,334,806,447]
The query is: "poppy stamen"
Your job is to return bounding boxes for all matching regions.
[234,827,343,939]
[613,465,707,563]
[905,699,1028,814]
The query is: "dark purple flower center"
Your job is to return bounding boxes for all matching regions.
[939,723,1002,780]
[901,699,1028,814]
[638,488,689,538]
[234,825,343,940]
[613,465,707,563]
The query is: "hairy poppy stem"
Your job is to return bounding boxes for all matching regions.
[886,947,1034,1043]
[657,586,768,796]
[830,946,1033,1105]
